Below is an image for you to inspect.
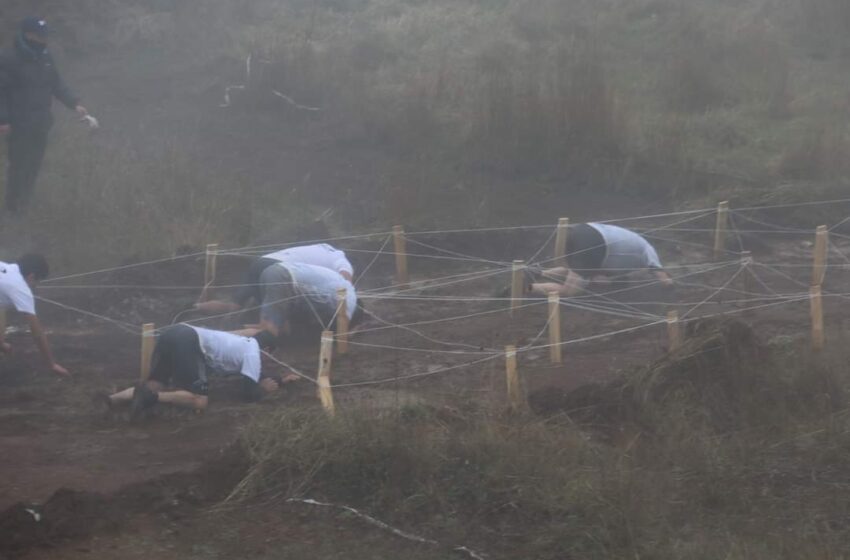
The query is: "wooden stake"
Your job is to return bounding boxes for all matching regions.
[393,226,409,287]
[510,260,525,316]
[335,288,349,355]
[317,330,336,415]
[140,323,155,382]
[505,345,523,410]
[666,310,681,351]
[554,217,570,268]
[739,251,753,314]
[810,285,824,352]
[713,201,729,260]
[548,293,562,364]
[812,225,829,287]
[200,243,219,302]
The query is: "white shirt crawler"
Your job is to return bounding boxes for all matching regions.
[188,326,262,382]
[587,223,663,271]
[264,243,354,278]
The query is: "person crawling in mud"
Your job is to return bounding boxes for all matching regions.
[525,223,673,297]
[96,325,293,419]
[194,257,363,338]
[0,253,70,377]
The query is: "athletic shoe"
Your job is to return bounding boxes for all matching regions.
[91,391,113,415]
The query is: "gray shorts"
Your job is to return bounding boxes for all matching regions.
[258,265,297,327]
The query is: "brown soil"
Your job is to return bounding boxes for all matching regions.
[3,222,850,558]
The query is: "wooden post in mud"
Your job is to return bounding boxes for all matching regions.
[812,225,829,287]
[140,323,155,381]
[200,243,218,302]
[548,293,562,364]
[505,345,523,410]
[510,260,525,316]
[335,288,349,355]
[810,285,824,352]
[393,226,409,288]
[713,201,729,260]
[666,310,681,351]
[554,217,570,268]
[317,330,336,415]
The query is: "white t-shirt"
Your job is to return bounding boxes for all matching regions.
[587,223,663,271]
[264,244,354,277]
[0,262,36,315]
[283,262,357,320]
[188,326,262,382]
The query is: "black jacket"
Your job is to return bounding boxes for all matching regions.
[0,33,78,130]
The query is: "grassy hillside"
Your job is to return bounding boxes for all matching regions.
[1,0,850,268]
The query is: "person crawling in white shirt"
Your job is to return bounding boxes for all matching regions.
[194,256,362,338]
[0,253,70,377]
[96,326,293,420]
[525,223,674,297]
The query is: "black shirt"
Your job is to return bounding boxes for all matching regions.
[0,34,78,129]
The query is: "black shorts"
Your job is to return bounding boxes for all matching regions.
[148,324,209,396]
[566,224,607,274]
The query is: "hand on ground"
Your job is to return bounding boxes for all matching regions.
[656,272,675,287]
[259,377,281,393]
[0,124,10,136]
[75,105,88,117]
[1,341,12,355]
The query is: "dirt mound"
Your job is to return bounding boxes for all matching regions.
[0,489,117,558]
[530,318,778,432]
[0,444,248,558]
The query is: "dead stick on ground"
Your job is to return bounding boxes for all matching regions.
[140,323,155,382]
[317,330,336,415]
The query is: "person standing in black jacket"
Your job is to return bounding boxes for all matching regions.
[0,17,88,214]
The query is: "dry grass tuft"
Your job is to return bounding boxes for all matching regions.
[228,324,850,559]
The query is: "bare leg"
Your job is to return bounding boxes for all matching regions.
[109,380,165,404]
[157,390,208,411]
[109,387,135,404]
[540,266,569,282]
[195,300,242,314]
[531,281,572,296]
[530,270,588,297]
[590,274,612,286]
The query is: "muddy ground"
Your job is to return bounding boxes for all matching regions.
[2,216,850,558]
